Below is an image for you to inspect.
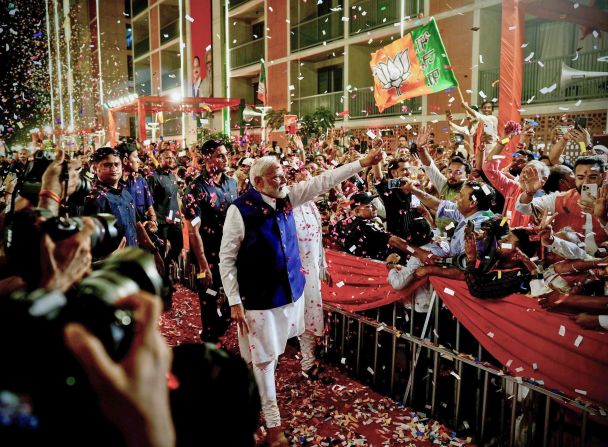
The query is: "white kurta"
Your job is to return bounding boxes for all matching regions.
[219,160,364,364]
[293,201,325,336]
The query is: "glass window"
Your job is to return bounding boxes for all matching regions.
[161,44,181,92]
[134,57,151,96]
[159,0,179,45]
[126,24,132,50]
[127,55,134,82]
[132,0,147,17]
[317,66,342,93]
[133,14,149,58]
[252,22,264,40]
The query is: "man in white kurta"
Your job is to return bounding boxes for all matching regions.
[219,150,382,442]
[293,191,327,376]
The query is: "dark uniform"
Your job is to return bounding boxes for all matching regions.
[147,168,183,262]
[84,182,138,247]
[331,215,391,261]
[183,169,237,342]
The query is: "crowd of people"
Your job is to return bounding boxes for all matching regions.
[0,99,607,446]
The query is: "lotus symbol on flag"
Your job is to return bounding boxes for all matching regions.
[373,49,411,94]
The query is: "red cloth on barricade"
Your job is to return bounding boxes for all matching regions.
[322,249,424,312]
[321,250,608,406]
[430,277,608,406]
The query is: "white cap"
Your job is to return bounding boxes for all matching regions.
[240,157,254,167]
[592,144,608,155]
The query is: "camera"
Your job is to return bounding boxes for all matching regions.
[0,248,164,445]
[387,178,403,189]
[435,253,468,270]
[18,150,91,205]
[5,208,121,290]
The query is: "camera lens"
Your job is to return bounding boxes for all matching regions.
[88,214,120,258]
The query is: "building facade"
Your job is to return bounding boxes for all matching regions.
[46,0,608,150]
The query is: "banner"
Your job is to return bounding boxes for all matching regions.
[189,0,212,98]
[257,61,266,104]
[370,18,458,112]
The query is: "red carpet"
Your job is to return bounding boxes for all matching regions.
[160,285,470,446]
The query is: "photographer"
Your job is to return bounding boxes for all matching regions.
[372,156,423,239]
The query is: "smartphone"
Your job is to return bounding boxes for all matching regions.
[409,143,418,156]
[581,183,598,202]
[387,178,402,189]
[483,122,494,135]
[575,117,588,130]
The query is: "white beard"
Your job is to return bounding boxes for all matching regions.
[276,186,288,199]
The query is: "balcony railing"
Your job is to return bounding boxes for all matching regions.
[478,51,607,105]
[349,86,422,119]
[350,0,422,36]
[230,38,264,70]
[291,91,345,117]
[291,11,344,52]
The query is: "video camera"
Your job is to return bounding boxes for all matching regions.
[5,208,121,287]
[0,247,164,445]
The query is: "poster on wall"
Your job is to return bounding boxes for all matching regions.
[189,0,212,99]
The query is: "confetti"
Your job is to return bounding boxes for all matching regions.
[575,389,588,396]
[487,332,494,338]
[185,14,194,22]
[206,289,217,296]
[336,281,345,288]
[524,52,535,62]
[559,325,566,336]
[443,288,455,296]
[574,335,583,347]
[539,84,557,94]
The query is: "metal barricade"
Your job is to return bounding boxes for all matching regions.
[321,287,608,446]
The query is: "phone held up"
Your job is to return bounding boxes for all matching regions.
[581,183,598,203]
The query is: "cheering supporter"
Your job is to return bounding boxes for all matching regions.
[415,127,471,234]
[516,155,608,256]
[401,178,496,255]
[482,123,549,227]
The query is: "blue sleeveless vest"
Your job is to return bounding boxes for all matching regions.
[233,188,305,310]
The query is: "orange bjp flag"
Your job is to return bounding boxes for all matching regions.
[370,18,458,113]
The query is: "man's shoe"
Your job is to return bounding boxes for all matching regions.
[267,426,289,447]
[301,364,321,380]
